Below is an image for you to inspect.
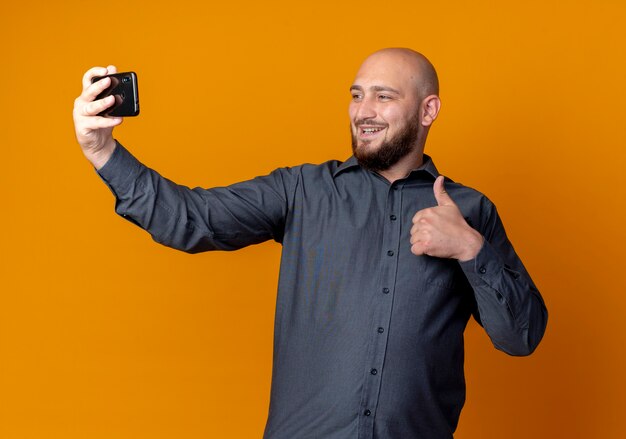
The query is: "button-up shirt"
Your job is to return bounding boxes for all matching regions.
[98,142,547,439]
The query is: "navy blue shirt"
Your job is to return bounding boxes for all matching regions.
[98,142,547,438]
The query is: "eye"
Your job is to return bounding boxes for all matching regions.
[351,93,363,101]
[378,94,392,101]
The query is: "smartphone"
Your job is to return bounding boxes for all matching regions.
[92,71,140,117]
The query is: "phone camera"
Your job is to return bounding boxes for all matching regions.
[122,76,130,83]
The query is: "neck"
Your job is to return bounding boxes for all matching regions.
[378,149,425,183]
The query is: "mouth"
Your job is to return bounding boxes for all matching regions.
[357,125,387,139]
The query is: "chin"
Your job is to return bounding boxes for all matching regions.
[355,139,382,154]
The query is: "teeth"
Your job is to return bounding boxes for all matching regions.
[363,128,382,133]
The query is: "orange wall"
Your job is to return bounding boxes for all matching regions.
[1,0,625,437]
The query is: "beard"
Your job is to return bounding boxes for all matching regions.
[351,115,421,172]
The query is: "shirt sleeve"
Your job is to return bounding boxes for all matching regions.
[96,141,295,253]
[458,199,548,356]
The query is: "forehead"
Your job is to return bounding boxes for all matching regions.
[352,52,421,96]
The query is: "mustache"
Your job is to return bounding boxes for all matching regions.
[354,119,388,127]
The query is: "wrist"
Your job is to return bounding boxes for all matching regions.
[456,229,484,262]
[89,138,117,170]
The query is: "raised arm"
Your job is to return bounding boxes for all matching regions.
[73,67,295,253]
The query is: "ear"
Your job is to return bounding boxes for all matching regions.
[420,95,441,127]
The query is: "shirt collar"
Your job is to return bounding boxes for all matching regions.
[333,154,441,181]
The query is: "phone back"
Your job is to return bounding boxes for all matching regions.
[93,72,140,117]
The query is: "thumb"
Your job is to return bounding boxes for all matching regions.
[433,175,456,207]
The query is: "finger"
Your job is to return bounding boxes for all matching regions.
[410,221,428,236]
[82,66,110,92]
[89,116,123,129]
[77,115,123,131]
[412,209,427,224]
[411,242,426,256]
[410,226,430,244]
[433,175,456,207]
[78,75,112,103]
[80,95,116,116]
[412,213,431,227]
[413,206,438,224]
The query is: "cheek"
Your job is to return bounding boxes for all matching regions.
[380,104,404,120]
[348,103,358,120]
[385,107,414,129]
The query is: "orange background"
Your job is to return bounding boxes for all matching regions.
[1,0,625,437]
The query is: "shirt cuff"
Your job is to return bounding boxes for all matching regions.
[96,140,145,197]
[458,239,504,287]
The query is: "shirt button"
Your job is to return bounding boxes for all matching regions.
[390,214,397,221]
[382,288,390,294]
[479,266,487,274]
[377,327,384,333]
[364,409,372,416]
[370,368,378,375]
[387,250,394,256]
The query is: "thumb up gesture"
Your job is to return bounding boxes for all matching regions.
[410,176,484,261]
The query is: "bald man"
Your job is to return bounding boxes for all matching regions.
[73,48,547,439]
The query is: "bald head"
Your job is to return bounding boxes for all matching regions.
[357,48,439,100]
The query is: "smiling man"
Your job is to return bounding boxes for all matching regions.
[73,48,548,439]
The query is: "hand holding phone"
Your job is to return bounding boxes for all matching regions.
[91,72,140,117]
[74,66,132,169]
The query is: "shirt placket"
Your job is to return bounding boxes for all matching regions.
[357,181,403,439]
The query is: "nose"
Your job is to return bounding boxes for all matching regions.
[352,96,377,121]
